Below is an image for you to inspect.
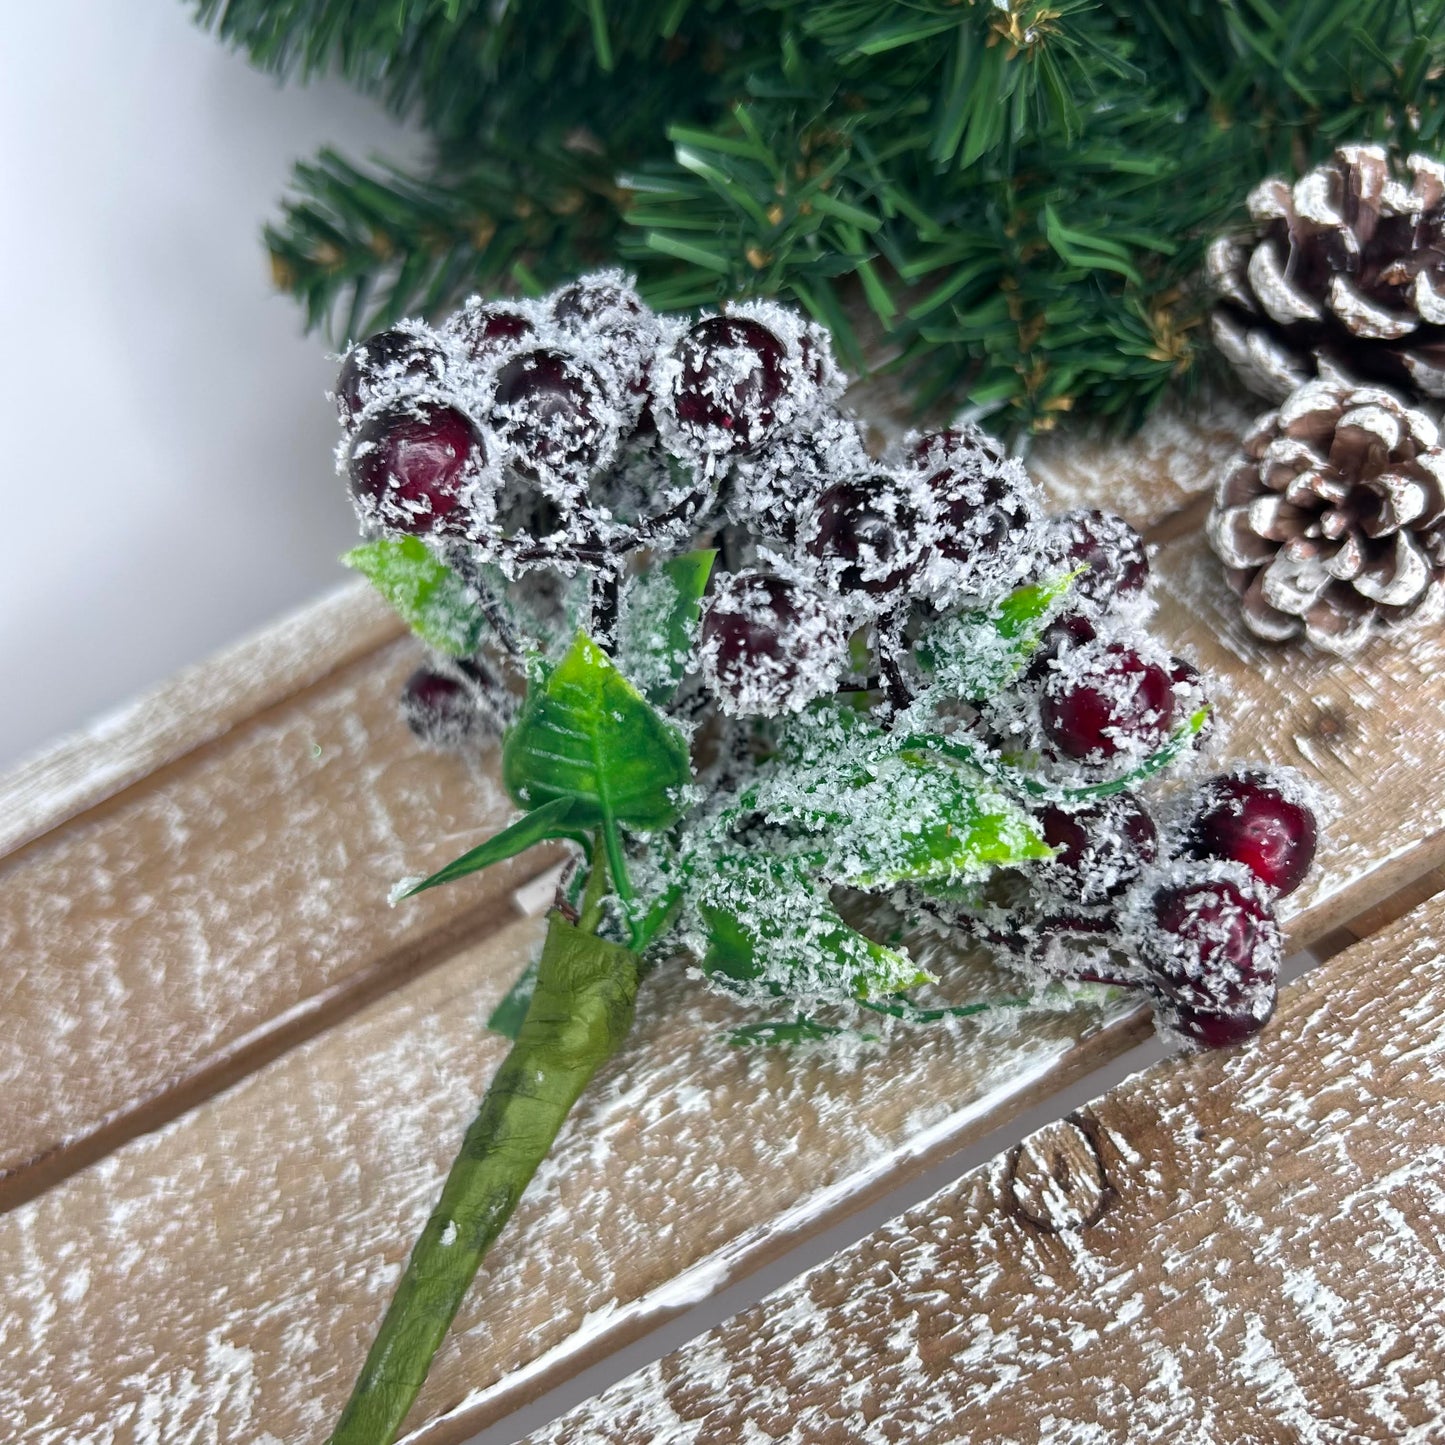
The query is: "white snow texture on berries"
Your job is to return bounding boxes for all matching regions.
[335,270,1321,1048]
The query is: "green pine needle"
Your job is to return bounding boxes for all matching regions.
[193,0,1445,434]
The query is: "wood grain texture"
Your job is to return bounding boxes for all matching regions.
[6,403,1445,1443]
[0,632,554,1213]
[523,891,1445,1445]
[0,913,1164,1445]
[0,580,402,861]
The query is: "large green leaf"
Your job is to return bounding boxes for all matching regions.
[395,796,581,900]
[914,572,1076,701]
[617,548,716,704]
[696,852,932,1004]
[502,632,692,831]
[343,536,486,657]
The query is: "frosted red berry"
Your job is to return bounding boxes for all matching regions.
[805,478,927,599]
[1035,795,1159,903]
[491,349,610,487]
[348,402,485,535]
[1040,644,1175,761]
[699,572,844,716]
[670,316,787,455]
[336,329,445,421]
[1185,772,1318,896]
[908,425,1007,472]
[1024,611,1098,683]
[399,667,478,747]
[452,305,534,362]
[1042,509,1149,603]
[553,278,646,331]
[1141,871,1281,1048]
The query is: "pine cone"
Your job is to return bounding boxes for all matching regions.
[1209,144,1445,404]
[1208,379,1445,653]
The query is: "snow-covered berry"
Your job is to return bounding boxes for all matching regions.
[399,667,481,748]
[1135,861,1282,1048]
[445,301,536,363]
[1184,770,1318,897]
[489,348,618,500]
[698,571,846,716]
[1040,509,1150,605]
[1033,794,1159,904]
[803,475,930,603]
[1023,610,1099,683]
[1039,642,1176,762]
[336,328,445,423]
[664,316,789,457]
[348,402,488,537]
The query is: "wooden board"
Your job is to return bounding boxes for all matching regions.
[0,627,556,1212]
[5,402,1445,1442]
[0,579,402,860]
[0,914,1162,1444]
[521,889,1445,1445]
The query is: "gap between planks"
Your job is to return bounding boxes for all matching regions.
[513,890,1445,1445]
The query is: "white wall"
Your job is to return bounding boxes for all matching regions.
[0,1,421,770]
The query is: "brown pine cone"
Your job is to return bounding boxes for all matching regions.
[1208,379,1445,653]
[1209,144,1445,404]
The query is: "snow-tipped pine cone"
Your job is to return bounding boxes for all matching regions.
[1209,144,1445,404]
[1208,378,1445,653]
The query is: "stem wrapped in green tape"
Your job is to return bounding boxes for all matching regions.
[327,913,639,1445]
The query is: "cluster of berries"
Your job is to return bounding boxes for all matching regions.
[337,273,1320,1049]
[976,767,1318,1048]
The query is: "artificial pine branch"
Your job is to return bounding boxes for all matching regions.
[194,0,1445,432]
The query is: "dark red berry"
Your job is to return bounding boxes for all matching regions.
[348,402,485,536]
[699,572,844,716]
[336,329,444,421]
[491,349,611,489]
[1035,795,1159,903]
[805,478,927,599]
[451,304,534,362]
[1141,871,1281,1048]
[1185,772,1318,897]
[1042,509,1149,604]
[399,668,478,747]
[908,425,1007,473]
[1024,611,1098,682]
[1040,644,1175,761]
[670,316,788,455]
[553,277,646,331]
[932,472,1028,567]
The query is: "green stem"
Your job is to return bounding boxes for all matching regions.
[577,841,611,933]
[326,912,639,1445]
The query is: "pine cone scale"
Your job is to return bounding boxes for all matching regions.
[1211,145,1445,401]
[1208,377,1445,653]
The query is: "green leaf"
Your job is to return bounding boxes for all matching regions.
[738,711,1050,888]
[900,706,1212,804]
[502,632,692,832]
[727,1016,871,1047]
[343,537,486,658]
[915,573,1077,699]
[696,852,932,1004]
[617,548,716,704]
[395,796,580,900]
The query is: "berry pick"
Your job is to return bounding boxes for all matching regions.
[324,271,1317,1445]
